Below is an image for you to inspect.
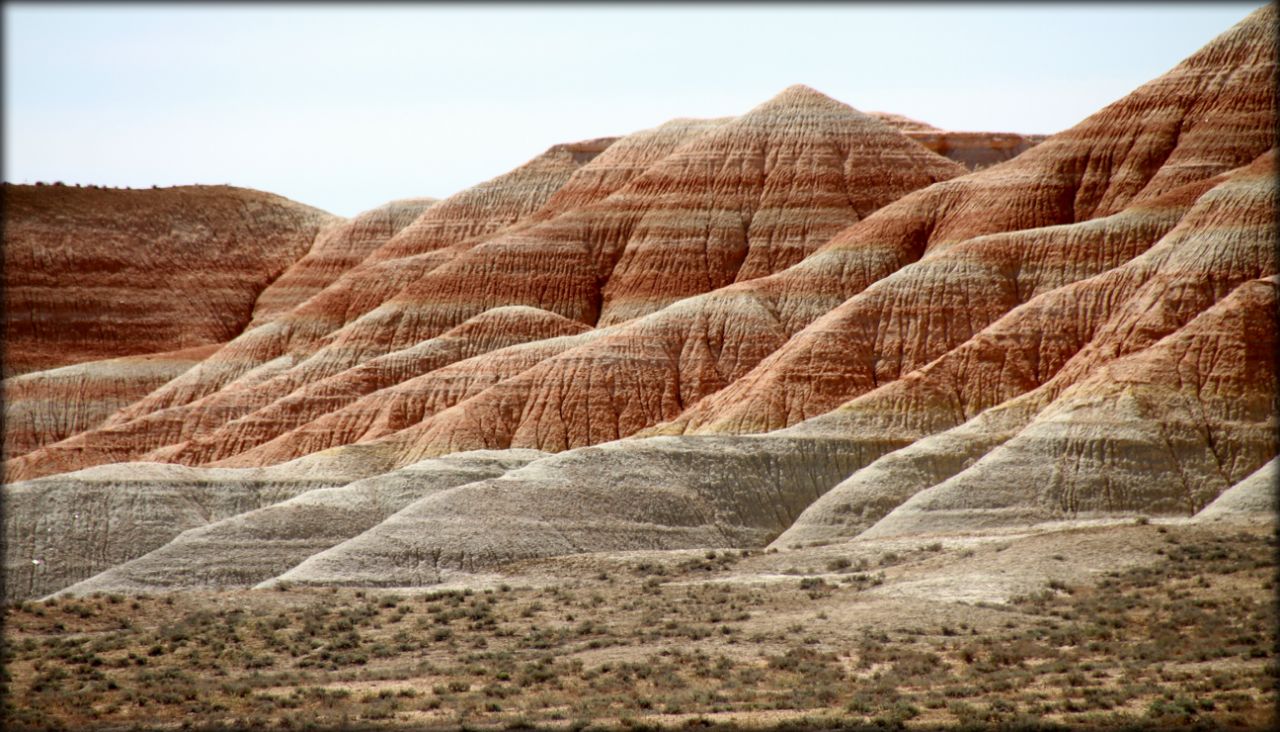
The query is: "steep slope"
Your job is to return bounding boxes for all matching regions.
[2,184,336,377]
[247,197,437,326]
[231,7,1280,583]
[292,85,962,363]
[5,93,959,480]
[656,170,1230,437]
[1193,457,1278,522]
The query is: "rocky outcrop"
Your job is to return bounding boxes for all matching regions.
[869,111,1046,170]
[2,184,335,377]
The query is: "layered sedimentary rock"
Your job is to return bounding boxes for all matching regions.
[5,90,960,480]
[656,172,1228,438]
[775,151,1277,545]
[300,85,962,360]
[214,323,607,467]
[158,307,591,466]
[55,450,545,596]
[3,344,219,458]
[2,184,335,377]
[859,276,1277,538]
[334,6,1275,466]
[2,139,621,481]
[2,7,1274,600]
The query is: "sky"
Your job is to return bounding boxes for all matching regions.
[4,2,1266,217]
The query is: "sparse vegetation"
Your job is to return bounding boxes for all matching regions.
[3,525,1273,731]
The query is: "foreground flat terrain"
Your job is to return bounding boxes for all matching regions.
[4,521,1274,731]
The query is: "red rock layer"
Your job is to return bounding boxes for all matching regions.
[247,197,437,326]
[213,324,603,467]
[661,167,1238,436]
[158,307,592,466]
[305,86,962,365]
[2,184,335,377]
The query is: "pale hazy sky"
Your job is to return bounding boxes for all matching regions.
[4,2,1265,217]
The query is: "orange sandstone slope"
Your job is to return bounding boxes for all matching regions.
[211,87,964,463]
[1,184,336,377]
[299,85,963,361]
[197,87,963,464]
[650,4,1276,440]
[329,4,1275,466]
[0,137,626,478]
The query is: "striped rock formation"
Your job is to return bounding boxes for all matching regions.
[327,4,1274,465]
[5,89,960,481]
[2,6,1274,600]
[2,184,335,377]
[3,344,219,459]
